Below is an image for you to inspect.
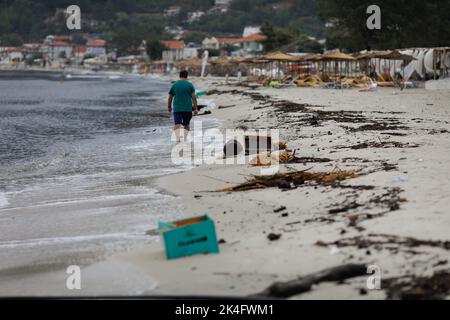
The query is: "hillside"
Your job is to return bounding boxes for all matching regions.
[0,0,325,45]
[194,0,324,37]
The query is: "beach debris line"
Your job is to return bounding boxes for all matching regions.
[288,156,332,163]
[252,264,367,298]
[384,271,450,300]
[218,169,360,192]
[316,233,450,251]
[336,141,419,150]
[328,201,362,214]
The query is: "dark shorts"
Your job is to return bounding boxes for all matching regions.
[173,112,193,126]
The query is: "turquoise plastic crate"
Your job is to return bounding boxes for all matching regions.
[158,215,219,260]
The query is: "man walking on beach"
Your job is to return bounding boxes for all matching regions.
[168,70,198,143]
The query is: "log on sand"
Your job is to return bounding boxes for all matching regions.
[252,264,367,298]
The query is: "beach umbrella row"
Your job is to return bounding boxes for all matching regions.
[180,49,418,79]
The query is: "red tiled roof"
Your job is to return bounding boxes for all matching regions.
[217,37,245,44]
[23,43,40,49]
[161,40,185,49]
[6,47,22,53]
[48,42,70,47]
[51,35,72,42]
[86,39,106,47]
[73,46,87,53]
[243,34,267,42]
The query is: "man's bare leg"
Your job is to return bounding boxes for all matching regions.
[183,125,190,142]
[174,124,182,143]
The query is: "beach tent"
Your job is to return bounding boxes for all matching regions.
[370,51,416,80]
[247,58,270,76]
[314,52,357,78]
[400,50,418,81]
[357,50,415,80]
[287,54,321,76]
[263,52,297,79]
[263,52,297,61]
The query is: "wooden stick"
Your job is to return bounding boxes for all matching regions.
[251,264,367,298]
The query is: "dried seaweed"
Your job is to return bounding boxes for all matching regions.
[335,141,419,150]
[218,169,359,192]
[384,271,450,300]
[316,233,450,251]
[347,123,409,132]
[288,156,332,163]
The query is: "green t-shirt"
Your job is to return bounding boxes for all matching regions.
[169,80,195,112]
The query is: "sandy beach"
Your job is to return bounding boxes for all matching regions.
[100,78,449,299]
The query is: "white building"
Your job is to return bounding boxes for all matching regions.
[48,42,72,59]
[86,39,107,57]
[242,34,267,54]
[183,43,199,59]
[164,6,181,17]
[0,47,23,64]
[187,11,205,23]
[243,26,261,38]
[202,37,220,50]
[162,40,185,62]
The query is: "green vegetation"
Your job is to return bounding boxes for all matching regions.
[318,0,450,51]
[0,33,24,46]
[260,22,323,53]
[111,20,166,55]
[0,0,448,53]
[146,38,166,60]
[0,0,324,43]
[195,0,325,37]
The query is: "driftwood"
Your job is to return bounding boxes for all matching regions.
[252,264,367,298]
[218,104,237,109]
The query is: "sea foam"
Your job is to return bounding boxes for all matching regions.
[0,192,9,208]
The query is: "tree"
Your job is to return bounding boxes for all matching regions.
[112,20,166,55]
[72,34,87,45]
[318,0,450,51]
[146,38,166,60]
[0,33,23,46]
[183,31,207,45]
[260,21,295,52]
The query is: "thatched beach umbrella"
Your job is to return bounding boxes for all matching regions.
[248,59,270,76]
[286,54,320,76]
[263,52,297,79]
[355,51,389,77]
[371,50,416,61]
[314,52,357,78]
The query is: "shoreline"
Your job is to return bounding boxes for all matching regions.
[2,75,449,298]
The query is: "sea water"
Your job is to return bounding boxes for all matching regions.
[0,71,215,293]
